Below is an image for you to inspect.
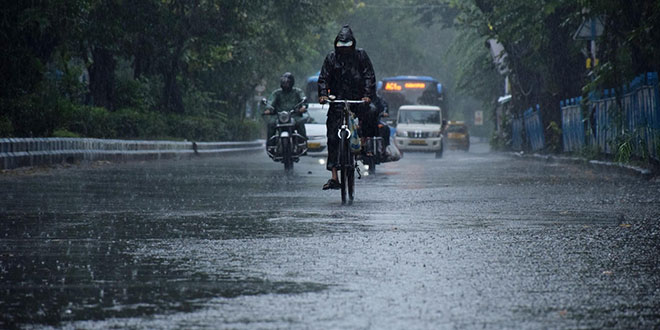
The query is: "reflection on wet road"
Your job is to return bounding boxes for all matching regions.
[1,143,659,329]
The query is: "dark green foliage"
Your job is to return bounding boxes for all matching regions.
[1,0,351,141]
[580,0,660,87]
[165,114,225,142]
[410,0,659,154]
[64,105,115,138]
[0,116,13,137]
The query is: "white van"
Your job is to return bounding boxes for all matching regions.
[303,103,328,156]
[394,105,445,158]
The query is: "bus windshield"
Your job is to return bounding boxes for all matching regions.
[305,73,320,102]
[382,81,437,105]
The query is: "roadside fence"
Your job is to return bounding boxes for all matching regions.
[523,105,545,152]
[511,117,523,151]
[559,72,659,161]
[560,97,585,152]
[0,138,263,170]
[508,105,544,152]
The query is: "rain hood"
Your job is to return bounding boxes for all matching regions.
[334,25,356,52]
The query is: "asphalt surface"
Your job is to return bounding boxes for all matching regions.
[1,142,659,329]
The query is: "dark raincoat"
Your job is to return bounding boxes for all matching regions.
[317,25,376,101]
[318,25,376,171]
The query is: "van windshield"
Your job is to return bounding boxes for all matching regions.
[307,108,326,124]
[398,110,441,124]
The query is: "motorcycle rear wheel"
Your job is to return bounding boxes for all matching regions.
[367,156,376,174]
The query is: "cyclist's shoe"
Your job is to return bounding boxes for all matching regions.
[322,179,341,190]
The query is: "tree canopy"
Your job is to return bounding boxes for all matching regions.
[0,0,352,139]
[4,0,654,144]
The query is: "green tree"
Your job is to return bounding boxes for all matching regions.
[578,0,660,89]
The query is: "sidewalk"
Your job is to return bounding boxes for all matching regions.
[508,151,658,180]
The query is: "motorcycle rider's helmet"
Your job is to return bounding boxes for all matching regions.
[280,72,294,92]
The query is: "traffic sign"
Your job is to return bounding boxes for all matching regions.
[475,111,483,126]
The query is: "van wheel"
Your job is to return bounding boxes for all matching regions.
[435,145,444,158]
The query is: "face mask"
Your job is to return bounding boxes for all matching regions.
[336,46,353,55]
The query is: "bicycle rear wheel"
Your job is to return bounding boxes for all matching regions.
[339,134,348,205]
[347,155,355,205]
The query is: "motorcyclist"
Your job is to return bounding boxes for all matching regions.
[264,72,308,147]
[318,24,376,190]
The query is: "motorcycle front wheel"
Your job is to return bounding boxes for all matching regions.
[282,138,293,171]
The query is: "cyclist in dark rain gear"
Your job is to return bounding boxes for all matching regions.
[318,24,376,190]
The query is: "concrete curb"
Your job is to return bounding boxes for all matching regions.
[508,151,656,180]
[0,138,264,170]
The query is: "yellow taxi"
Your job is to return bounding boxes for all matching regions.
[445,121,470,151]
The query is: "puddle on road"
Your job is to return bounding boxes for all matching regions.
[0,235,328,328]
[0,208,351,328]
[1,276,327,327]
[1,208,371,242]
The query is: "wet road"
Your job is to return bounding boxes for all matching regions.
[1,143,659,329]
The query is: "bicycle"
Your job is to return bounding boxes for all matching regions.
[325,96,365,205]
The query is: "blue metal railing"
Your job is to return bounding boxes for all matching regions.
[524,105,545,151]
[560,97,585,152]
[560,72,659,160]
[594,89,617,154]
[511,117,523,151]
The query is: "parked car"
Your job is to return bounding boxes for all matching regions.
[394,105,446,158]
[446,121,470,151]
[304,103,327,156]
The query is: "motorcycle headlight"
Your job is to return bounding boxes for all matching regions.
[278,111,290,123]
[396,130,407,137]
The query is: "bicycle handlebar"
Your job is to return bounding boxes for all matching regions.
[324,99,366,104]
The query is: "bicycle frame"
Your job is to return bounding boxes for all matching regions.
[325,98,364,205]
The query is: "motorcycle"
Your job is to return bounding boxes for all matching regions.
[262,98,308,171]
[361,112,394,174]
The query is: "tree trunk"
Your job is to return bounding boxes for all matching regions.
[132,35,152,78]
[88,48,116,110]
[162,57,184,114]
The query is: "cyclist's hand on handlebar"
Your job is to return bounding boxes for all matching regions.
[319,96,329,104]
[361,97,371,104]
[382,112,389,117]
